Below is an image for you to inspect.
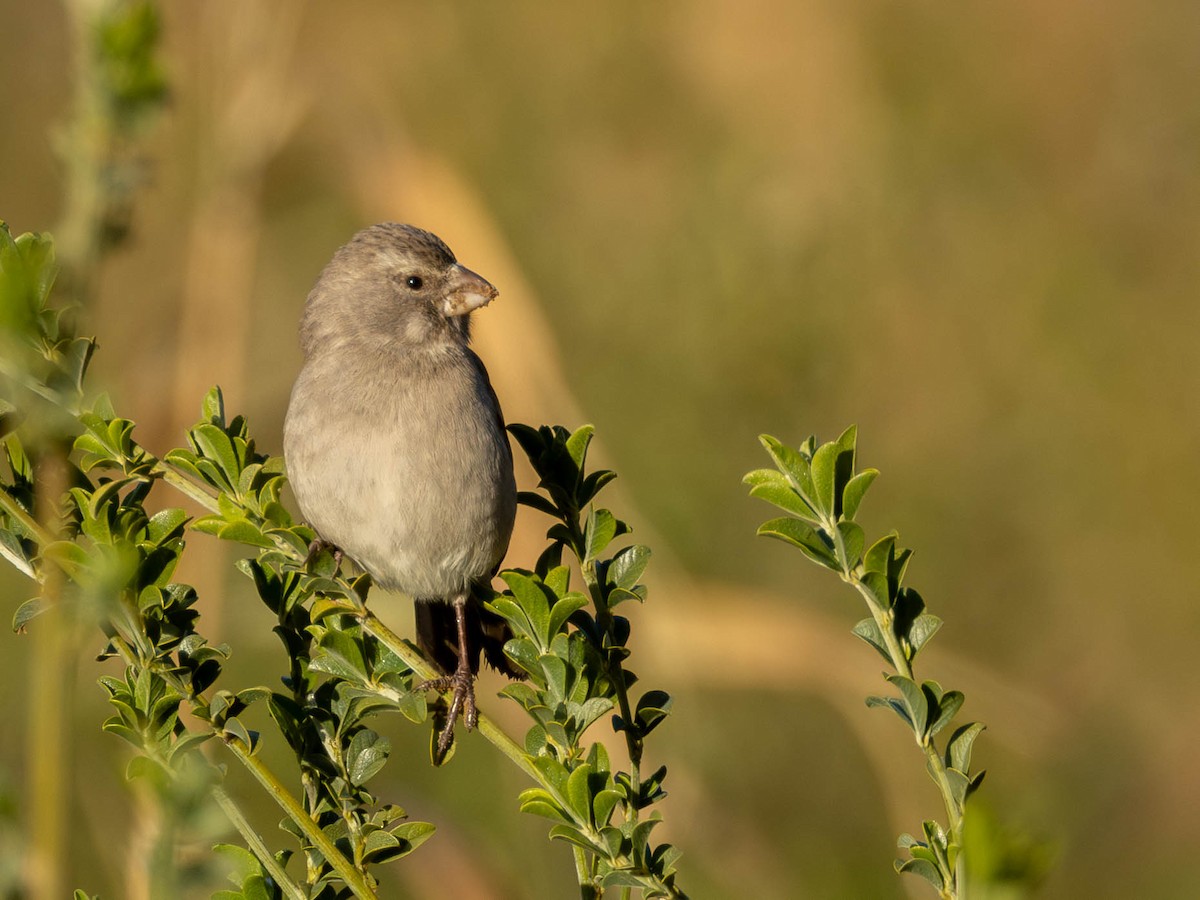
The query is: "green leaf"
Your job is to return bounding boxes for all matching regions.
[608,544,650,590]
[504,638,541,680]
[887,674,929,737]
[390,820,436,855]
[863,533,897,575]
[310,597,358,622]
[518,789,573,823]
[41,540,90,578]
[756,517,838,570]
[928,690,964,737]
[836,521,864,567]
[634,690,672,736]
[895,857,944,890]
[222,716,255,751]
[224,518,274,548]
[809,439,841,517]
[757,434,817,504]
[579,468,617,505]
[858,571,891,613]
[548,593,589,637]
[539,654,568,701]
[200,386,225,425]
[907,613,942,657]
[566,763,594,822]
[191,423,240,483]
[584,507,618,561]
[517,490,558,517]
[102,720,143,748]
[506,423,545,463]
[500,571,552,645]
[599,825,625,859]
[942,765,972,809]
[393,687,427,725]
[213,843,262,881]
[346,729,390,785]
[168,730,213,763]
[565,424,594,468]
[12,598,46,632]
[593,789,623,827]
[968,769,987,799]
[630,811,662,857]
[865,695,912,728]
[146,507,189,544]
[548,824,603,854]
[946,722,986,772]
[309,631,369,683]
[841,468,878,521]
[361,829,400,864]
[532,754,570,793]
[850,617,891,663]
[744,469,820,520]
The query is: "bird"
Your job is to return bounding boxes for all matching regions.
[283,222,518,761]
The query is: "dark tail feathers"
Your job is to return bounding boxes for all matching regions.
[414,587,523,679]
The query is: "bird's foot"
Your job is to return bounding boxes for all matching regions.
[303,537,343,572]
[419,664,477,762]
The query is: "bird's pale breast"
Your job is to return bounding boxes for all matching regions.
[284,347,516,599]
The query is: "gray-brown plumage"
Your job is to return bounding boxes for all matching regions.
[283,223,518,760]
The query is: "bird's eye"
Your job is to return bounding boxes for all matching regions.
[405,275,423,290]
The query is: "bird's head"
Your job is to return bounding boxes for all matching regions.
[300,223,498,355]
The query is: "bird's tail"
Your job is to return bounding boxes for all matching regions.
[414,587,524,679]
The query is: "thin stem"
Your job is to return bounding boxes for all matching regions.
[154,463,222,513]
[572,845,596,899]
[829,517,964,899]
[225,739,376,900]
[212,787,307,900]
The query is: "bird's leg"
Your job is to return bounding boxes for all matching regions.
[418,592,477,761]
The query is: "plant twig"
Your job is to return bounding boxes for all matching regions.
[211,786,307,900]
[225,740,376,900]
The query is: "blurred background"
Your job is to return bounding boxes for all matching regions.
[2,1,1199,897]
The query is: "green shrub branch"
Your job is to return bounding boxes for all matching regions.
[747,428,986,900]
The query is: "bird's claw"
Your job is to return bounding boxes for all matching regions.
[419,666,477,761]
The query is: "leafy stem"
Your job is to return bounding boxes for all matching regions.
[97,634,310,900]
[826,510,965,898]
[226,738,376,899]
[101,600,374,899]
[107,390,681,894]
[747,427,985,900]
[580,546,641,821]
[499,423,682,898]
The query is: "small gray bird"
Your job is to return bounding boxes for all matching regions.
[283,223,518,760]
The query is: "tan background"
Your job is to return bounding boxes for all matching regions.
[2,2,1199,897]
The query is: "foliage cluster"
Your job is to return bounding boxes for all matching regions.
[0,218,682,898]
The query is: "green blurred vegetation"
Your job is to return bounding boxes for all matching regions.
[3,1,1199,897]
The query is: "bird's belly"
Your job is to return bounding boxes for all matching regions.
[286,395,515,599]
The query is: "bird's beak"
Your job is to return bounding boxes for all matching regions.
[441,264,499,317]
